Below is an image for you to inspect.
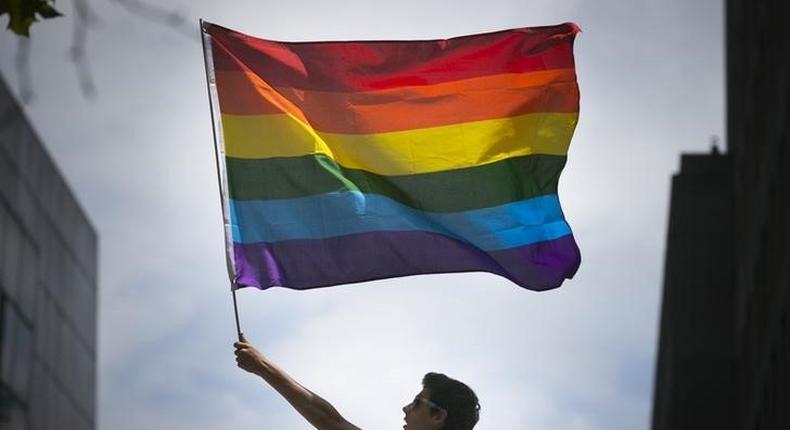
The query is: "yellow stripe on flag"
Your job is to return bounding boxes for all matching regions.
[222,112,578,175]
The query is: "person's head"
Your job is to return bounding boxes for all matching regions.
[402,372,480,430]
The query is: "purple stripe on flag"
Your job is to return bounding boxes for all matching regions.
[233,231,580,291]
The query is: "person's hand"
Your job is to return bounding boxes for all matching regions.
[234,334,267,375]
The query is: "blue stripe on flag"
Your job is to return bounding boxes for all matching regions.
[229,193,571,251]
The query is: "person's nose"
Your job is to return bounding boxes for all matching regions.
[402,403,410,414]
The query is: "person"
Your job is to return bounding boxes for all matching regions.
[234,335,480,430]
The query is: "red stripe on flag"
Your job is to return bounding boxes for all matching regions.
[207,23,579,92]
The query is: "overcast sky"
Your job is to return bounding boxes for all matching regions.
[0,0,724,428]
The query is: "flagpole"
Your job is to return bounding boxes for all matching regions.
[200,18,244,341]
[232,287,243,340]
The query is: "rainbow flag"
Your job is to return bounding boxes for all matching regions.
[201,21,581,291]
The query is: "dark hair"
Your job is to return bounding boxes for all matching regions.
[422,372,480,430]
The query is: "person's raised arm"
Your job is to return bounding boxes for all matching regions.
[234,335,361,430]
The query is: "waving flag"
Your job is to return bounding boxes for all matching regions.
[201,21,581,291]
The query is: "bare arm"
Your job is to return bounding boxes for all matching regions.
[234,336,361,430]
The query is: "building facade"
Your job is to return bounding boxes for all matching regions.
[726,0,789,428]
[652,0,789,428]
[0,76,98,429]
[652,151,739,429]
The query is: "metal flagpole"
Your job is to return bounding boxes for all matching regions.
[200,18,244,341]
[232,288,243,340]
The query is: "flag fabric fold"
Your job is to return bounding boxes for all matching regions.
[201,21,582,291]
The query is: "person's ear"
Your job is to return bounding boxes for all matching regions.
[430,409,447,428]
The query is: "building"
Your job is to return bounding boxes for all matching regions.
[726,0,789,428]
[0,75,98,429]
[652,0,789,428]
[652,150,739,429]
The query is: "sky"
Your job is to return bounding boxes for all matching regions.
[0,0,724,429]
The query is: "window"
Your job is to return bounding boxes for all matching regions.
[16,237,38,320]
[1,300,33,399]
[1,217,22,300]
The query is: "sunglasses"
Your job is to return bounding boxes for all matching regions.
[410,395,445,412]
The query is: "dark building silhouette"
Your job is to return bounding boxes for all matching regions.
[652,0,789,429]
[652,151,738,429]
[0,75,98,429]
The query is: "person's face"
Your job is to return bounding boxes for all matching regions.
[402,389,447,430]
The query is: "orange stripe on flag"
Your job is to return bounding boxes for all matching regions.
[216,69,579,134]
